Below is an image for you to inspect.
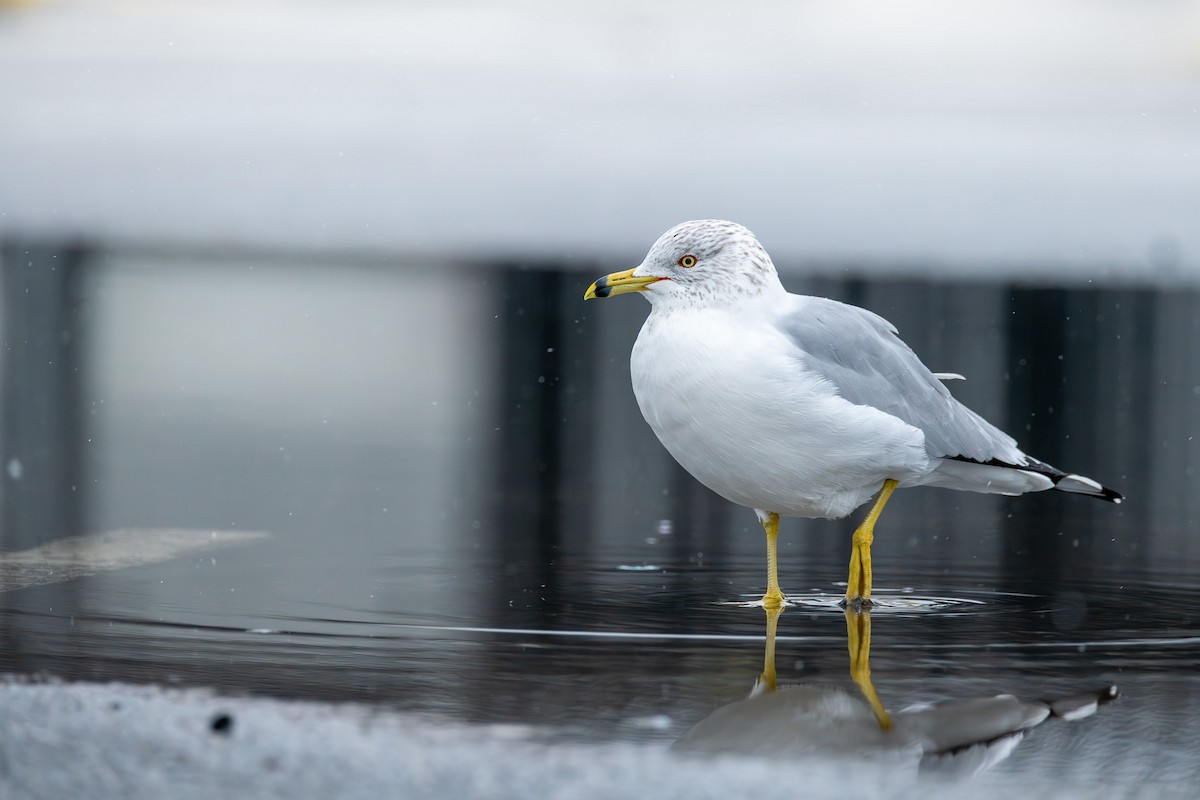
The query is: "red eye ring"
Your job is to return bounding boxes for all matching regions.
[678,254,697,268]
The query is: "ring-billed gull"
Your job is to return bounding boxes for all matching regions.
[584,220,1122,609]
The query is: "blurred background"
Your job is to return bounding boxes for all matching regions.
[1,0,1199,781]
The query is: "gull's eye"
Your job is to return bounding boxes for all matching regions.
[678,254,697,268]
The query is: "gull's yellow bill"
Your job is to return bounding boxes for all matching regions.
[584,268,664,300]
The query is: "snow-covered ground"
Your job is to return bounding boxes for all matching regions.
[0,679,1165,800]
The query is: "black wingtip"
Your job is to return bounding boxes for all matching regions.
[1055,472,1125,504]
[944,454,1124,504]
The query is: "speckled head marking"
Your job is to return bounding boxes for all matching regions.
[631,220,785,308]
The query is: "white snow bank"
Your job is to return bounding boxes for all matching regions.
[0,679,1160,800]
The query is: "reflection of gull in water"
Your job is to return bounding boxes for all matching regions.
[673,607,1117,778]
[584,219,1122,609]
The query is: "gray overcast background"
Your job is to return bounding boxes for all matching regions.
[1,0,1198,280]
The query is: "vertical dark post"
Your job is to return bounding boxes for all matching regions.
[489,266,569,622]
[1002,287,1069,595]
[1080,289,1150,570]
[0,240,87,553]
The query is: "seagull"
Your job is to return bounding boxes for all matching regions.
[584,220,1122,609]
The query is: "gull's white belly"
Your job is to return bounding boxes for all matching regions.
[630,309,929,519]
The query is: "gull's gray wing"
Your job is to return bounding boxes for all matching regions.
[776,296,1025,464]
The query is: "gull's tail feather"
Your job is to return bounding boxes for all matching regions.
[943,454,1124,504]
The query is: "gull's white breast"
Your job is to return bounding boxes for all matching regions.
[630,305,929,519]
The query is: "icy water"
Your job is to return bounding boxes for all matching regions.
[2,255,1199,789]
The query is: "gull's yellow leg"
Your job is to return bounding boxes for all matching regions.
[761,512,786,608]
[845,479,899,608]
[757,602,782,692]
[845,608,892,730]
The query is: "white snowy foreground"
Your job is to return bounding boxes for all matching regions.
[0,680,1171,800]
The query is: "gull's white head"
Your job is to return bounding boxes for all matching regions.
[584,220,784,309]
